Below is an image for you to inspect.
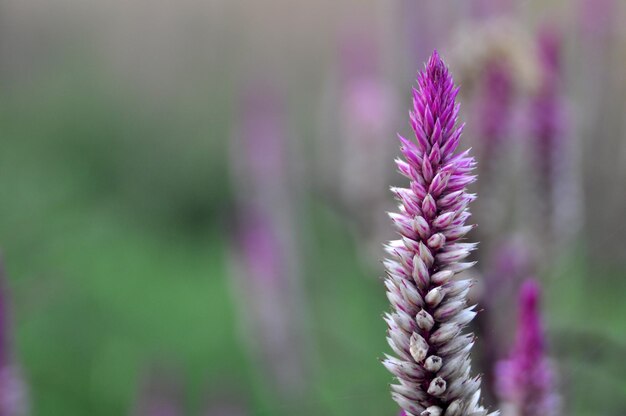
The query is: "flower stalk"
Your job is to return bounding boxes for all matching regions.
[383,51,498,416]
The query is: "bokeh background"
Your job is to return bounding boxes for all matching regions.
[0,0,625,415]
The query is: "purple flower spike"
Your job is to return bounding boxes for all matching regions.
[383,51,498,416]
[496,280,559,416]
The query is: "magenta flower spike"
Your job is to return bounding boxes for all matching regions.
[496,280,559,416]
[383,51,498,416]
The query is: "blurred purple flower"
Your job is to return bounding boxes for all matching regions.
[236,82,288,198]
[531,27,567,180]
[0,272,7,369]
[496,280,559,416]
[333,27,398,260]
[133,369,183,416]
[338,28,380,84]
[0,366,28,416]
[383,51,498,416]
[230,81,309,398]
[402,0,438,67]
[578,0,616,39]
[471,0,514,19]
[485,237,533,297]
[0,260,28,416]
[203,402,247,416]
[475,237,534,395]
[477,60,514,154]
[529,25,582,250]
[239,212,282,285]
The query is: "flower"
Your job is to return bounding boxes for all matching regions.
[133,368,183,416]
[383,51,498,416]
[496,280,559,416]
[530,25,582,251]
[531,26,567,181]
[0,260,28,416]
[230,81,308,398]
[476,59,514,149]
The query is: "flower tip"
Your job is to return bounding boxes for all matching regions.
[521,279,541,308]
[427,49,445,69]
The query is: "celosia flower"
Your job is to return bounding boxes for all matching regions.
[496,280,559,416]
[383,51,498,416]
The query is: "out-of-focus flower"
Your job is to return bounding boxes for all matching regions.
[318,27,399,261]
[578,0,617,39]
[0,366,28,416]
[202,402,247,416]
[402,1,453,68]
[449,19,540,251]
[496,280,560,416]
[0,260,28,416]
[229,81,309,399]
[233,82,288,207]
[474,237,534,400]
[201,385,249,416]
[530,25,582,252]
[232,209,307,396]
[383,51,498,416]
[470,0,515,19]
[476,60,514,151]
[450,19,538,158]
[450,20,538,98]
[531,27,567,181]
[133,368,183,416]
[484,237,533,301]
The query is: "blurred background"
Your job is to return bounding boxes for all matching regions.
[0,0,625,415]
